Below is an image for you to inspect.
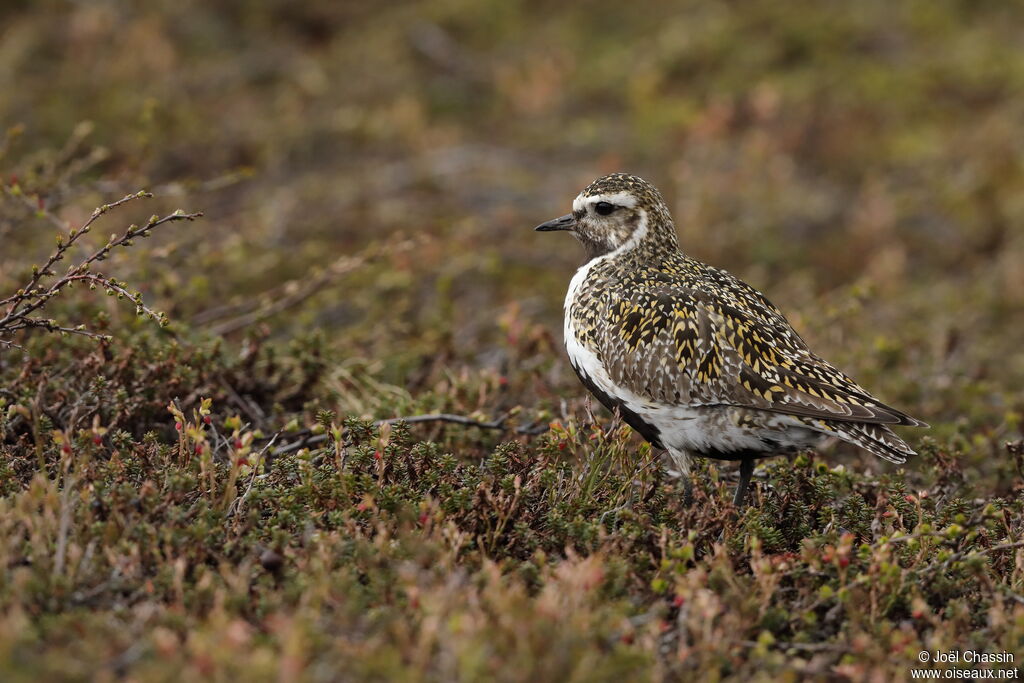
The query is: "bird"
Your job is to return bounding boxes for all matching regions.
[535,173,927,506]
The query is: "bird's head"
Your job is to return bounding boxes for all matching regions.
[535,173,677,260]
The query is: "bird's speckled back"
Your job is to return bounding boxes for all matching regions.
[562,173,924,464]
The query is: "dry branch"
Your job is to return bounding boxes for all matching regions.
[193,236,416,336]
[273,412,550,456]
[0,189,202,348]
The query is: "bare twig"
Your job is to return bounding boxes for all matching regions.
[0,189,202,347]
[218,377,267,428]
[272,412,550,456]
[934,539,1024,572]
[204,254,363,334]
[226,431,280,520]
[195,237,415,335]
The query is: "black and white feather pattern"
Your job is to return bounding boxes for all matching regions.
[552,173,926,473]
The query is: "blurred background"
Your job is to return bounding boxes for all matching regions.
[3,3,1024,678]
[2,0,1023,470]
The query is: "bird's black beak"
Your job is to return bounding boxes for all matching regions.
[534,213,575,232]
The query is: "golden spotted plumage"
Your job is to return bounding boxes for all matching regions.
[574,254,922,431]
[539,173,926,489]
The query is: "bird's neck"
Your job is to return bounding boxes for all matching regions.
[605,226,680,268]
[579,213,680,266]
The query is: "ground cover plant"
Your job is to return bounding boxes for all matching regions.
[1,1,1023,680]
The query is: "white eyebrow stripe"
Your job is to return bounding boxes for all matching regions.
[573,191,638,213]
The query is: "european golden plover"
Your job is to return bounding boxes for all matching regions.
[536,173,926,506]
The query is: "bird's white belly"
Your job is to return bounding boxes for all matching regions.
[566,332,769,451]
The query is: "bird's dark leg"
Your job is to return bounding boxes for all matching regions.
[732,456,755,508]
[682,477,694,507]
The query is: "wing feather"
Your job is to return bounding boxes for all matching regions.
[590,263,926,428]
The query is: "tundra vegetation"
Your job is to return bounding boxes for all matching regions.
[0,1,1022,680]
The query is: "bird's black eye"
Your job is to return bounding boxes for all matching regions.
[595,201,615,216]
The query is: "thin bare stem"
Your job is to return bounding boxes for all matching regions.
[272,412,551,456]
[0,189,202,348]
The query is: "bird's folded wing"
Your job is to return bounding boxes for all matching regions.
[594,283,925,427]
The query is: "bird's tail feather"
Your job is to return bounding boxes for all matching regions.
[803,419,917,464]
